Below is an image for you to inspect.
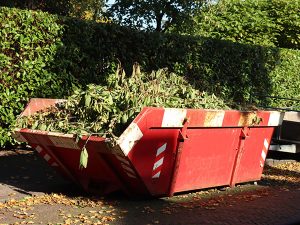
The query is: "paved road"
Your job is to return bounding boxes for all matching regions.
[0,149,72,202]
[0,149,299,225]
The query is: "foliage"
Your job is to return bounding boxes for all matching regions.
[266,49,300,109]
[194,0,300,49]
[0,0,107,21]
[0,0,71,15]
[266,0,300,49]
[0,7,77,147]
[1,7,300,147]
[68,0,107,21]
[15,65,228,139]
[194,0,278,46]
[15,65,228,167]
[57,17,296,108]
[107,0,206,32]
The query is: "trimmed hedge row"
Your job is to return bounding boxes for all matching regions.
[1,7,300,147]
[0,8,76,146]
[194,0,300,49]
[56,18,300,103]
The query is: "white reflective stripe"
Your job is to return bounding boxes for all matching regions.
[152,171,161,179]
[48,136,80,150]
[204,111,225,127]
[268,112,284,126]
[51,162,59,167]
[35,145,43,153]
[261,150,267,161]
[162,108,187,127]
[115,154,130,165]
[117,123,143,156]
[44,154,51,161]
[151,144,167,179]
[156,143,167,157]
[153,157,164,171]
[264,139,269,150]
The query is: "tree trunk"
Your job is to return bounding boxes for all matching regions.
[25,0,35,9]
[155,13,164,32]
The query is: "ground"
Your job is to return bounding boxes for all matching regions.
[0,149,299,225]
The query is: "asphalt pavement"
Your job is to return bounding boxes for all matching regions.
[0,149,299,225]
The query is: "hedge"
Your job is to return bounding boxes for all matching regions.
[0,7,75,147]
[1,7,300,147]
[194,0,300,49]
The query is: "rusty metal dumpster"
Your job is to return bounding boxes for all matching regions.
[14,98,284,197]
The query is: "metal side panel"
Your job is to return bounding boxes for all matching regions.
[269,144,298,153]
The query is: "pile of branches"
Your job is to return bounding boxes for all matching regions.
[15,65,228,141]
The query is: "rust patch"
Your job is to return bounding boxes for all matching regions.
[238,112,262,127]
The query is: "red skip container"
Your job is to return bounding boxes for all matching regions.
[14,98,284,197]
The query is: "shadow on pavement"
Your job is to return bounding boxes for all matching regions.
[0,149,82,199]
[1,148,299,197]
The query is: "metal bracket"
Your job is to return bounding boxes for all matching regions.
[240,127,250,139]
[168,118,189,196]
[178,118,189,142]
[230,127,250,187]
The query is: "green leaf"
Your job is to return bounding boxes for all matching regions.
[39,123,47,131]
[121,114,128,124]
[85,94,92,107]
[79,147,88,169]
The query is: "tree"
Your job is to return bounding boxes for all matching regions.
[194,0,278,46]
[0,0,107,21]
[0,0,71,16]
[108,0,207,32]
[69,0,107,21]
[266,0,300,49]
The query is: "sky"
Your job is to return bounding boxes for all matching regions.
[107,0,115,6]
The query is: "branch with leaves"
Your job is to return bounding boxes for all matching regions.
[107,0,207,32]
